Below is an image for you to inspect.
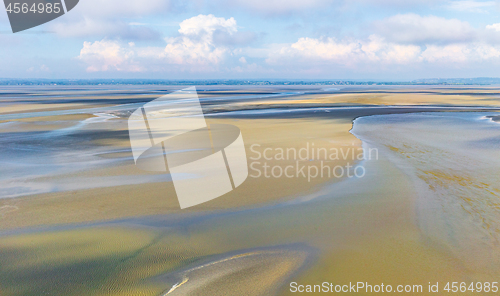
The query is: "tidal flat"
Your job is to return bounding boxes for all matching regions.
[1,85,500,295]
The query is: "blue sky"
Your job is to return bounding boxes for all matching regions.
[2,0,500,79]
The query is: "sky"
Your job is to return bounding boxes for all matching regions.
[2,0,500,80]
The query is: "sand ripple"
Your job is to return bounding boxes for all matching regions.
[154,247,310,296]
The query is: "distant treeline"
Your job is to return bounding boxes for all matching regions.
[0,78,498,86]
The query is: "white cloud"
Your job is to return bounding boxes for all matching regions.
[78,15,242,72]
[267,35,422,66]
[486,23,500,31]
[421,43,500,62]
[178,14,236,36]
[446,0,496,13]
[475,44,500,59]
[373,13,475,44]
[267,34,500,69]
[158,14,237,65]
[421,44,471,63]
[78,40,144,72]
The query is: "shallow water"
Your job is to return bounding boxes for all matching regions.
[0,88,320,199]
[352,112,500,273]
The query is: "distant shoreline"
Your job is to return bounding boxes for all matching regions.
[2,78,500,86]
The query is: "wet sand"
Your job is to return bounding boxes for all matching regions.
[2,86,500,295]
[353,112,500,275]
[0,116,361,229]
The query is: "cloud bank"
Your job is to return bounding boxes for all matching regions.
[77,12,500,77]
